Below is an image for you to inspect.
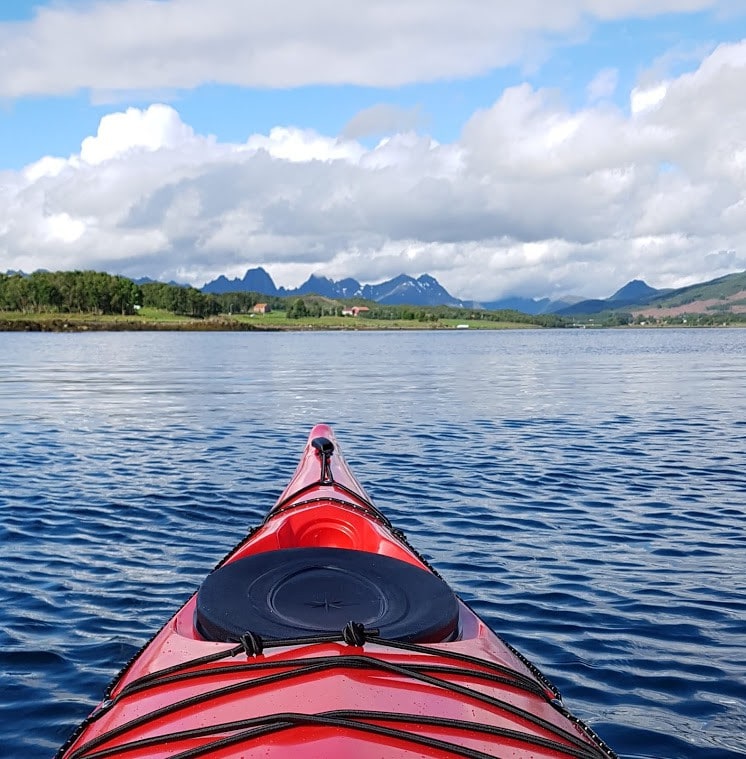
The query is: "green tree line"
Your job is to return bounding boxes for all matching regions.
[359,303,566,327]
[285,299,346,318]
[139,282,218,318]
[140,284,294,317]
[0,271,292,318]
[0,271,140,315]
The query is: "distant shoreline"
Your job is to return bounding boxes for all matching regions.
[0,318,273,333]
[0,317,531,332]
[1,317,743,333]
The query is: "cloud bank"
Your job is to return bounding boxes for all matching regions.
[0,0,736,98]
[3,37,746,299]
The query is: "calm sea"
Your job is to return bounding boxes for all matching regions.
[1,329,744,758]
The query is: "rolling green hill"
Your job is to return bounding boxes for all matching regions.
[645,270,746,308]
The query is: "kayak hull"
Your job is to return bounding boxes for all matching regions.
[57,424,616,759]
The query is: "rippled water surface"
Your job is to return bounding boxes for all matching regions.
[2,329,745,758]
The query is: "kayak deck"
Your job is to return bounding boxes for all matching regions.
[57,424,616,759]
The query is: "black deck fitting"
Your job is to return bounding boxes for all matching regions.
[311,437,335,456]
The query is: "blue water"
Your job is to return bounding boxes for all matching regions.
[1,329,745,758]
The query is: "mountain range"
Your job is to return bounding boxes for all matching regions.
[554,272,746,317]
[203,270,464,307]
[202,268,584,312]
[201,267,746,316]
[553,279,670,316]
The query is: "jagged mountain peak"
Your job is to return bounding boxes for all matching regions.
[201,269,463,307]
[203,267,278,296]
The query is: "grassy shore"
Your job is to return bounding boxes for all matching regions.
[0,308,538,332]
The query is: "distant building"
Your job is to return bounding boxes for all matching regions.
[252,303,271,314]
[342,306,370,317]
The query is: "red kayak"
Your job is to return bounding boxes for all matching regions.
[58,424,616,759]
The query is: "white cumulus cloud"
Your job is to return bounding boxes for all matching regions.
[80,104,201,164]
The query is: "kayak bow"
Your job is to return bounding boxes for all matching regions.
[58,423,617,759]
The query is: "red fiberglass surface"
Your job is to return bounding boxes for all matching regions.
[57,424,615,759]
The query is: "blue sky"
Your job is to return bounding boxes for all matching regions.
[2,1,746,299]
